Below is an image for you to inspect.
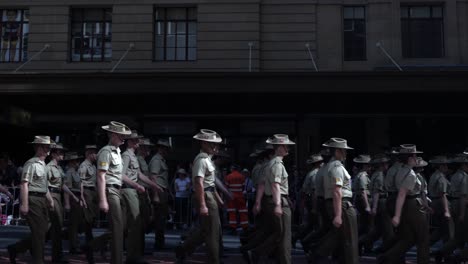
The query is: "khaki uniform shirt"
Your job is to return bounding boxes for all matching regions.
[394,164,421,196]
[255,160,270,186]
[122,149,140,183]
[324,158,353,199]
[449,169,468,198]
[302,168,319,195]
[264,157,288,196]
[353,171,370,196]
[428,170,449,198]
[384,161,402,193]
[369,170,385,196]
[417,173,428,196]
[79,159,96,187]
[149,153,169,189]
[251,162,262,187]
[22,157,49,193]
[137,155,149,175]
[47,159,65,189]
[97,145,123,186]
[65,167,81,190]
[192,152,216,188]
[315,163,328,198]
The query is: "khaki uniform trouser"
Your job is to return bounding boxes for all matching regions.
[89,187,123,264]
[49,192,64,260]
[316,199,359,264]
[13,195,49,264]
[363,198,394,249]
[153,188,169,245]
[439,199,467,256]
[251,196,292,264]
[429,198,455,256]
[69,193,82,251]
[182,191,220,264]
[121,188,143,261]
[381,198,429,264]
[240,196,269,251]
[82,188,98,243]
[139,190,152,254]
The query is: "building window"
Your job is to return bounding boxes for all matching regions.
[154,7,197,61]
[401,5,444,58]
[70,8,112,62]
[343,6,366,61]
[0,9,29,62]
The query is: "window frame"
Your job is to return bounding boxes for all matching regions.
[342,6,367,61]
[400,4,445,58]
[153,6,197,62]
[69,7,112,62]
[0,9,29,63]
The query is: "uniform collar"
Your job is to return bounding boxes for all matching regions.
[109,145,120,153]
[48,159,59,167]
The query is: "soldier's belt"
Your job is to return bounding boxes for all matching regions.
[29,191,46,197]
[106,184,121,190]
[406,194,418,200]
[204,186,215,192]
[48,187,61,194]
[325,197,352,202]
[83,186,95,190]
[121,183,133,189]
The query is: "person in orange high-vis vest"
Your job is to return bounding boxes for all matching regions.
[225,165,249,231]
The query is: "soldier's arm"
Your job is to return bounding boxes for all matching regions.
[332,185,342,219]
[194,176,206,209]
[122,175,143,189]
[254,182,265,213]
[138,171,162,192]
[19,181,29,214]
[215,177,232,200]
[393,188,408,222]
[46,191,54,210]
[372,193,380,213]
[97,170,107,210]
[62,184,79,202]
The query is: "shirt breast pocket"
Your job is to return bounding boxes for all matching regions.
[206,161,215,176]
[111,153,121,166]
[34,167,46,181]
[131,159,139,169]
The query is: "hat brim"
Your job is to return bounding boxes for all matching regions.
[398,151,423,154]
[322,143,353,150]
[64,156,83,161]
[156,143,172,148]
[307,159,323,164]
[265,139,296,145]
[193,135,222,143]
[28,140,56,145]
[102,125,132,135]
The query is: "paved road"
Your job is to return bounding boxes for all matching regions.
[0,225,437,263]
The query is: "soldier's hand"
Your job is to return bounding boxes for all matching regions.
[365,206,371,214]
[200,205,209,216]
[253,202,261,215]
[392,216,400,227]
[73,196,80,203]
[274,204,283,217]
[136,185,145,193]
[65,204,71,211]
[444,210,451,218]
[100,200,109,213]
[49,200,55,211]
[332,216,342,228]
[20,204,29,216]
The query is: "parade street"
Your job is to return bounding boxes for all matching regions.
[0,225,433,263]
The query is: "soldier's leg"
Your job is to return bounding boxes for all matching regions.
[203,192,220,264]
[250,198,282,259]
[341,201,359,264]
[108,188,124,264]
[279,198,292,264]
[28,196,49,264]
[121,188,143,261]
[69,198,82,252]
[154,190,168,248]
[314,201,340,259]
[50,194,64,261]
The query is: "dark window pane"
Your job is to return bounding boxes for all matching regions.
[343,7,366,61]
[188,35,197,48]
[177,22,186,34]
[344,7,354,19]
[0,9,29,62]
[188,22,196,34]
[176,47,186,60]
[166,47,175,60]
[167,22,176,35]
[155,8,165,21]
[177,36,186,47]
[156,22,165,35]
[354,7,365,19]
[401,5,444,58]
[166,35,176,47]
[155,47,164,60]
[188,48,196,60]
[167,8,186,20]
[155,35,164,47]
[401,7,408,18]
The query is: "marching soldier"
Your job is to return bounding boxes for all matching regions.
[176,129,223,263]
[294,154,323,245]
[136,138,155,253]
[352,154,372,254]
[84,121,131,264]
[121,131,162,263]
[364,154,393,252]
[427,155,454,262]
[149,138,172,249]
[313,137,359,264]
[440,154,468,261]
[378,144,429,264]
[245,134,295,264]
[301,148,332,251]
[8,136,56,264]
[79,145,98,245]
[64,152,84,254]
